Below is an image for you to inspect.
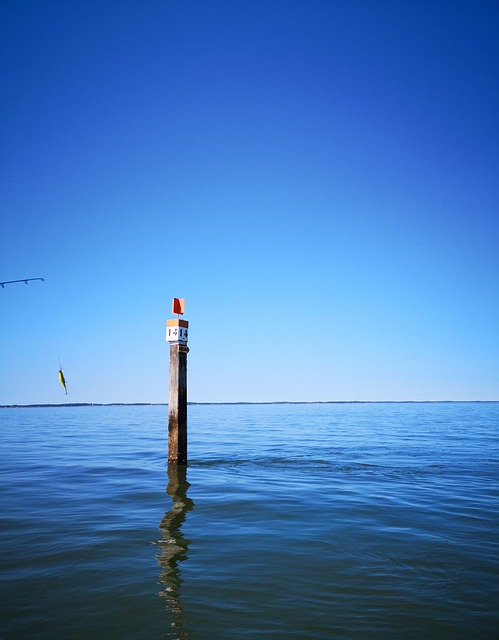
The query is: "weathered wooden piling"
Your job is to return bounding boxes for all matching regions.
[166,299,189,465]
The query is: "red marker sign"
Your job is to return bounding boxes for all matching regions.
[172,298,185,315]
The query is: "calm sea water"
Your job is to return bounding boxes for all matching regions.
[1,402,498,639]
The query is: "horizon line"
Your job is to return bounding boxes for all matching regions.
[1,400,498,409]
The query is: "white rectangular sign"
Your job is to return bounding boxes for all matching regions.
[166,326,188,342]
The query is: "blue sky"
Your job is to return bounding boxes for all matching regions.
[1,0,498,404]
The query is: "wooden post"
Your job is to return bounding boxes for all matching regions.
[167,301,189,465]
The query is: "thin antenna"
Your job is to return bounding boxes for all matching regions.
[0,278,45,288]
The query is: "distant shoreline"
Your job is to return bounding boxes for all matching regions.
[1,400,497,409]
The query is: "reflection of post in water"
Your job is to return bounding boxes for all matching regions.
[157,464,194,635]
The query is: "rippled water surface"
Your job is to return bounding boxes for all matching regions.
[1,403,498,639]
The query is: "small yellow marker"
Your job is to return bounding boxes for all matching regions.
[58,369,68,395]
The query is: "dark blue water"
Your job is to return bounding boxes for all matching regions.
[1,403,498,639]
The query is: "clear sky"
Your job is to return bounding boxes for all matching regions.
[1,0,498,404]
